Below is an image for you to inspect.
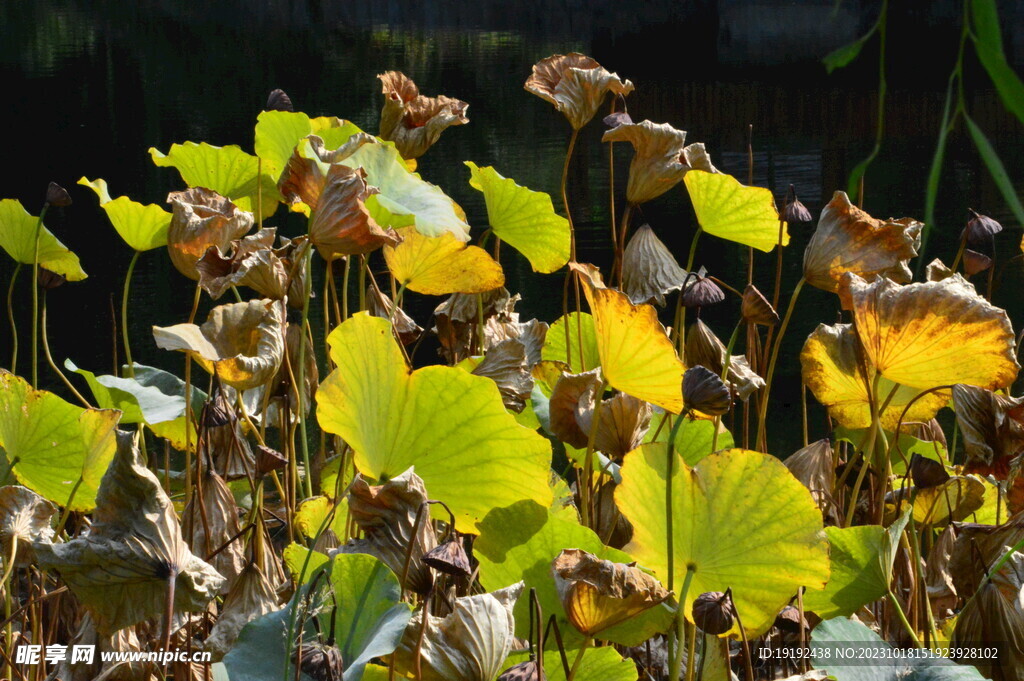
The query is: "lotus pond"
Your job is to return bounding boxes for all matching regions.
[1,3,1024,681]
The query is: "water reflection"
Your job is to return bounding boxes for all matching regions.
[2,0,1022,454]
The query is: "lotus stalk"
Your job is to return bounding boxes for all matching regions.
[29,203,49,387]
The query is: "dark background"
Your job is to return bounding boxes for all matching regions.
[2,0,1022,454]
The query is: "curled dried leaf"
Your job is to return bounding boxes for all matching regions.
[601,120,713,204]
[741,284,779,326]
[471,339,534,413]
[549,369,603,449]
[580,392,653,461]
[685,319,764,401]
[784,439,840,524]
[366,286,423,346]
[802,191,922,293]
[183,469,245,591]
[167,187,254,281]
[952,383,1024,468]
[0,485,55,566]
[525,53,633,131]
[378,71,469,159]
[205,562,278,661]
[622,224,690,306]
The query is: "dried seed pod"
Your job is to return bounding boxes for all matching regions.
[498,660,545,681]
[423,538,472,577]
[682,366,731,416]
[783,193,812,223]
[962,249,992,276]
[202,385,233,428]
[741,284,780,326]
[45,182,72,207]
[909,453,950,489]
[680,270,725,308]
[774,605,808,633]
[254,444,287,478]
[299,642,344,681]
[692,590,734,635]
[36,268,66,290]
[265,88,294,112]
[962,209,1002,247]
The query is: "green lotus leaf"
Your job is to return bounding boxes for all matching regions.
[282,542,329,584]
[293,495,348,543]
[149,141,280,219]
[130,363,206,451]
[77,177,172,251]
[0,199,87,280]
[475,500,672,647]
[228,552,411,681]
[316,313,552,532]
[802,525,888,619]
[255,111,364,187]
[0,370,119,510]
[312,137,470,239]
[617,446,830,636]
[503,646,638,681]
[465,161,571,273]
[683,170,786,252]
[811,617,986,681]
[65,359,185,425]
[834,426,948,475]
[644,413,735,465]
[543,312,600,373]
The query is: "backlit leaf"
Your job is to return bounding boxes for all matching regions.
[77,177,172,252]
[683,170,786,252]
[383,226,504,295]
[802,525,888,619]
[542,312,600,374]
[0,199,87,280]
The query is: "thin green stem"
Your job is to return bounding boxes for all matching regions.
[712,320,744,452]
[756,276,806,450]
[6,264,20,373]
[887,589,921,647]
[679,228,703,352]
[566,637,591,681]
[121,250,141,378]
[580,380,608,529]
[669,566,697,681]
[30,205,50,387]
[296,250,315,499]
[41,292,90,407]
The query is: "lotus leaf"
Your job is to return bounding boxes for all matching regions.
[384,225,504,295]
[195,228,291,300]
[525,53,634,131]
[803,191,922,293]
[34,430,224,634]
[254,109,318,183]
[571,263,684,412]
[802,525,888,619]
[504,646,639,681]
[379,71,469,159]
[393,583,523,681]
[889,476,986,526]
[465,161,571,273]
[0,199,87,280]
[316,313,552,531]
[165,187,255,280]
[601,121,713,205]
[622,224,690,305]
[616,446,830,636]
[841,272,1019,391]
[784,439,840,522]
[153,299,286,391]
[951,383,1024,467]
[800,323,950,430]
[0,485,55,566]
[465,339,534,413]
[78,177,172,251]
[205,563,278,661]
[0,370,119,510]
[149,141,280,219]
[644,413,735,465]
[543,312,600,373]
[683,170,786,252]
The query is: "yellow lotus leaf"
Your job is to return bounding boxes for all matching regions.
[841,272,1019,391]
[384,226,504,295]
[570,262,684,413]
[800,323,950,430]
[803,191,922,293]
[683,170,786,252]
[153,299,285,391]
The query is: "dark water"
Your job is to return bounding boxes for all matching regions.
[2,0,1023,454]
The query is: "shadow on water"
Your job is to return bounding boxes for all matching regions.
[2,0,1023,454]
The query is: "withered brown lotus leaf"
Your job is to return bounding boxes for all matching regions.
[394,582,524,681]
[949,514,1024,597]
[310,165,401,259]
[925,258,954,282]
[692,590,734,635]
[549,368,603,449]
[275,235,312,306]
[205,562,278,661]
[153,298,285,391]
[433,287,521,363]
[167,187,255,281]
[578,392,653,461]
[203,397,256,480]
[926,526,958,613]
[278,133,378,211]
[525,53,634,131]
[800,322,950,430]
[909,453,951,489]
[551,548,670,636]
[680,269,725,308]
[498,660,544,681]
[378,71,470,160]
[337,468,437,595]
[802,191,922,293]
[260,322,320,422]
[0,485,55,566]
[685,319,764,401]
[55,614,159,681]
[602,120,709,204]
[952,384,1024,468]
[183,468,245,591]
[622,224,690,306]
[963,249,993,276]
[841,272,1019,391]
[46,181,72,207]
[682,366,732,416]
[471,338,534,413]
[366,286,423,346]
[34,430,224,634]
[951,549,1024,681]
[299,643,345,681]
[784,439,839,523]
[741,284,779,326]
[265,88,293,112]
[964,209,1003,247]
[196,228,292,301]
[254,444,287,478]
[423,538,472,577]
[594,480,633,549]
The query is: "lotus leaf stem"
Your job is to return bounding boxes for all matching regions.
[6,263,20,372]
[713,320,744,452]
[566,636,591,681]
[30,204,50,387]
[341,256,350,322]
[183,283,202,510]
[669,566,696,681]
[685,618,698,681]
[120,250,141,378]
[53,476,84,537]
[756,276,806,451]
[580,379,608,529]
[40,292,90,407]
[886,588,921,647]
[1,535,16,681]
[295,247,314,499]
[678,227,703,352]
